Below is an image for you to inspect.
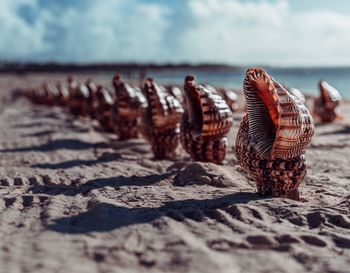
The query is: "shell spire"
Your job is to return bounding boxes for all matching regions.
[243,68,314,160]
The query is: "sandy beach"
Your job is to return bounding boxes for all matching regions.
[0,73,349,273]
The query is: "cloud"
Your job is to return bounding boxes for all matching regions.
[0,0,46,59]
[0,0,350,66]
[0,0,171,62]
[176,0,350,66]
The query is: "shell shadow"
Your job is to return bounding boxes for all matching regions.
[21,129,56,137]
[29,172,175,196]
[31,152,120,170]
[319,126,350,135]
[47,192,258,234]
[0,139,107,153]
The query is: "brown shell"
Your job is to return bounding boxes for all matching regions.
[181,76,233,164]
[28,87,46,105]
[235,68,315,198]
[183,77,233,141]
[141,78,183,130]
[113,75,146,119]
[41,83,58,106]
[56,83,69,106]
[243,68,314,160]
[112,75,146,139]
[235,115,306,199]
[68,83,90,116]
[140,78,183,158]
[166,85,185,106]
[313,80,342,123]
[287,87,306,104]
[96,86,114,132]
[319,80,342,105]
[85,80,99,119]
[217,88,239,112]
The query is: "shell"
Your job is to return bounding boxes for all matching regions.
[96,85,114,132]
[85,79,99,119]
[77,84,90,116]
[181,76,233,164]
[166,85,185,106]
[67,77,83,115]
[217,88,239,112]
[112,75,147,139]
[28,85,45,105]
[56,83,69,106]
[313,80,342,123]
[235,68,315,198]
[140,78,183,159]
[287,87,306,104]
[41,83,58,106]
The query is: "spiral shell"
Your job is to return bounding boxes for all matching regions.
[67,77,83,115]
[28,85,48,105]
[112,75,147,139]
[313,80,342,123]
[166,85,185,106]
[85,79,99,119]
[181,76,233,164]
[235,68,314,198]
[96,85,114,132]
[140,78,183,159]
[41,83,59,106]
[217,88,239,112]
[56,82,69,106]
[287,87,306,104]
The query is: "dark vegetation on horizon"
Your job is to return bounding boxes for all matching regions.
[0,62,241,74]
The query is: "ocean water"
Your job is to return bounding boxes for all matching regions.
[143,67,350,99]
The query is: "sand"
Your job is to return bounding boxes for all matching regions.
[0,73,349,273]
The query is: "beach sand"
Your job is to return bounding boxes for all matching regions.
[0,73,349,273]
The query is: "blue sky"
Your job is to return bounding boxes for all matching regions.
[1,0,350,66]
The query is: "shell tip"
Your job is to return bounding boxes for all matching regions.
[113,74,122,81]
[185,75,196,82]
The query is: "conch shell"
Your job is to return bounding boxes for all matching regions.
[140,78,183,159]
[56,82,69,106]
[181,76,233,164]
[112,75,146,140]
[42,83,58,106]
[218,88,239,113]
[96,85,114,132]
[235,68,314,198]
[66,77,90,116]
[166,85,185,106]
[313,80,342,123]
[287,87,306,104]
[85,79,99,119]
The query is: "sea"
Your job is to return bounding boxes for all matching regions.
[135,67,350,99]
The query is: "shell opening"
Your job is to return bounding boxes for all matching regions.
[251,77,279,130]
[184,75,203,135]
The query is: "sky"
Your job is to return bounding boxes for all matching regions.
[1,0,350,66]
